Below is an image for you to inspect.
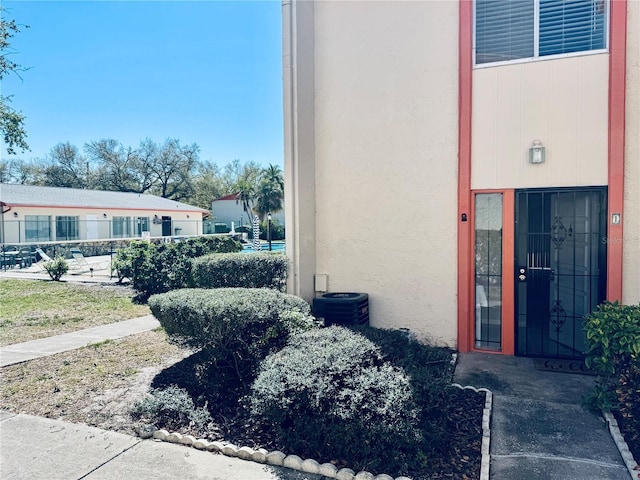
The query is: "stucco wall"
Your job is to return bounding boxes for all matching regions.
[623,0,640,304]
[312,1,459,345]
[472,54,609,190]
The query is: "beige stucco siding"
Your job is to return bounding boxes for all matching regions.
[312,1,459,345]
[623,0,640,304]
[472,54,609,190]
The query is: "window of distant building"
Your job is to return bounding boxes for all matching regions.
[474,0,608,66]
[25,215,51,242]
[56,216,79,241]
[112,216,131,238]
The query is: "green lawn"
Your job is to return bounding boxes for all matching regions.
[0,279,150,346]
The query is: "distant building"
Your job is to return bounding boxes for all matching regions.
[211,193,285,230]
[0,184,209,244]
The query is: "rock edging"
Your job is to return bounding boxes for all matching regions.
[603,410,640,479]
[451,383,493,480]
[149,429,410,480]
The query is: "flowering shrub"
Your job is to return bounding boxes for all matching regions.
[249,326,420,474]
[191,252,287,291]
[148,288,316,387]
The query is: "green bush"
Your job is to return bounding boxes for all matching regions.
[112,236,242,298]
[259,218,285,241]
[148,288,316,387]
[191,252,287,291]
[131,385,212,433]
[44,256,69,281]
[584,301,640,409]
[249,326,421,474]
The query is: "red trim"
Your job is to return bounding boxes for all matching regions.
[457,0,473,353]
[4,204,205,214]
[501,189,515,355]
[606,0,626,301]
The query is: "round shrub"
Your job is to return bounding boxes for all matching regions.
[132,385,212,433]
[249,326,420,474]
[191,252,287,291]
[148,288,316,387]
[44,256,69,281]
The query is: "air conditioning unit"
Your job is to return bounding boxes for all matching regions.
[312,292,369,326]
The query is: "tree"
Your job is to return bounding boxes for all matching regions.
[189,160,225,210]
[254,164,284,220]
[0,8,29,155]
[42,142,89,188]
[235,178,255,226]
[86,139,153,193]
[149,138,199,200]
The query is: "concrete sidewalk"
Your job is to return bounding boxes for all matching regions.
[454,352,631,480]
[0,411,320,480]
[0,315,160,367]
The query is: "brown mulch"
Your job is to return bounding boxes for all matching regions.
[613,409,640,465]
[150,351,484,480]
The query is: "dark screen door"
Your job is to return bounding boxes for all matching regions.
[515,188,607,359]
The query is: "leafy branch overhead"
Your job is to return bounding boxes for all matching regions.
[0,7,30,155]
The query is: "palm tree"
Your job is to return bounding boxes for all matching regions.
[254,164,284,220]
[235,178,255,226]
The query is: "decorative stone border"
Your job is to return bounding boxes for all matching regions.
[150,429,410,480]
[603,411,640,479]
[451,383,493,480]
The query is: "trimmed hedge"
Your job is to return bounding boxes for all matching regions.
[191,252,287,291]
[112,236,242,298]
[148,288,315,387]
[249,327,420,474]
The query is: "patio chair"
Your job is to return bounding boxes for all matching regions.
[69,249,110,275]
[34,248,54,272]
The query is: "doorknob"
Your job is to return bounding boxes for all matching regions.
[518,267,526,282]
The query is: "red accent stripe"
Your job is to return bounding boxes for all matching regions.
[457,0,473,353]
[606,0,627,301]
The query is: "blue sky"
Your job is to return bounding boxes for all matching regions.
[2,0,283,167]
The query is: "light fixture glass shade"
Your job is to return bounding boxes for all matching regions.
[529,140,545,164]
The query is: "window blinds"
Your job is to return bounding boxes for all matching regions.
[475,0,607,65]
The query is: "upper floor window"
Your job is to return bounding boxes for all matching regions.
[475,0,607,66]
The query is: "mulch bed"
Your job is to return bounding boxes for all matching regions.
[151,351,484,480]
[613,409,640,465]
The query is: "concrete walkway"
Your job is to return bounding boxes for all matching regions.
[0,411,320,480]
[0,315,160,367]
[454,352,631,480]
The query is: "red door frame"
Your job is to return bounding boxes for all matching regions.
[468,190,515,355]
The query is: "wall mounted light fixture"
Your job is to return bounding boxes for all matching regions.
[13,212,18,217]
[529,139,545,164]
[103,213,107,218]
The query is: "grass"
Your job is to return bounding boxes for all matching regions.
[0,329,186,433]
[0,279,150,346]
